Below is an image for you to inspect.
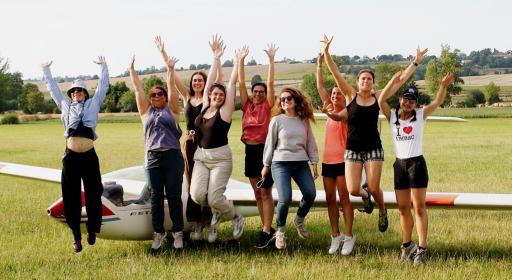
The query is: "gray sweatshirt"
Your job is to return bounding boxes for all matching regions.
[263,114,319,166]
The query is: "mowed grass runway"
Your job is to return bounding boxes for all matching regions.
[1,113,512,279]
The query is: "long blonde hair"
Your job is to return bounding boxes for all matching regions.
[273,87,315,123]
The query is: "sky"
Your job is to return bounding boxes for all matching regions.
[2,0,511,79]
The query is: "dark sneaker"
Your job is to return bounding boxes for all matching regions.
[413,248,427,266]
[73,240,82,253]
[360,183,374,214]
[378,209,389,232]
[87,232,96,245]
[255,228,276,249]
[399,242,418,264]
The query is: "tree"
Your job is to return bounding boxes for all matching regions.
[425,45,464,107]
[469,89,485,104]
[26,91,45,113]
[222,60,234,67]
[142,75,165,93]
[189,64,197,70]
[251,74,262,86]
[247,58,257,66]
[103,81,130,112]
[484,82,501,104]
[18,83,41,113]
[119,90,137,112]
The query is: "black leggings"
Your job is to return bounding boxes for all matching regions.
[61,148,103,236]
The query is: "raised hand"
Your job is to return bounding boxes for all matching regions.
[154,35,165,53]
[209,34,226,59]
[321,34,333,53]
[166,56,179,71]
[440,72,454,87]
[392,70,404,85]
[239,46,249,60]
[129,55,136,70]
[93,56,107,65]
[41,61,53,68]
[264,43,278,59]
[321,102,334,114]
[414,47,428,65]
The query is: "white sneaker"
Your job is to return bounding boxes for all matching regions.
[328,234,345,254]
[275,228,286,249]
[293,215,310,239]
[192,223,204,241]
[207,225,218,243]
[232,214,244,240]
[172,231,183,249]
[151,232,167,250]
[399,241,418,264]
[341,235,356,256]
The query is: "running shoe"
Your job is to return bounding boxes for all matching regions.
[378,209,389,232]
[275,228,286,249]
[151,232,167,250]
[360,183,374,214]
[413,248,427,266]
[341,235,356,256]
[255,228,276,249]
[399,241,418,264]
[293,215,310,239]
[172,231,184,249]
[232,214,244,240]
[328,234,344,254]
[207,225,218,243]
[192,222,204,241]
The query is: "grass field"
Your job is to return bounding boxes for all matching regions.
[1,114,512,279]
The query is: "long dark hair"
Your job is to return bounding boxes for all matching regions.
[189,71,208,97]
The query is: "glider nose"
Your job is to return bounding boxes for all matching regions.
[47,198,65,219]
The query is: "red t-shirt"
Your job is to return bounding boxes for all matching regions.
[241,99,271,144]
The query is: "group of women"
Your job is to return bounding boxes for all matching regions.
[42,34,454,265]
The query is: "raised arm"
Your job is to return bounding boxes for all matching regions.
[41,60,68,109]
[264,43,278,108]
[202,35,225,111]
[165,56,181,122]
[383,48,428,97]
[238,46,250,107]
[321,35,355,103]
[220,50,239,122]
[316,52,330,106]
[155,36,189,101]
[377,71,404,121]
[91,56,109,105]
[423,72,454,118]
[128,55,150,120]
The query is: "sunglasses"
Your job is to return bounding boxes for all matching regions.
[402,96,417,104]
[72,88,84,93]
[149,91,165,98]
[280,96,293,103]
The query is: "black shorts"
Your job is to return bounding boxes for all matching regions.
[245,144,265,178]
[322,162,345,178]
[393,156,429,190]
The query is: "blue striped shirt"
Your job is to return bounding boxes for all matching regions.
[43,64,109,140]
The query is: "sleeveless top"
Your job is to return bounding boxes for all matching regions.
[143,106,181,152]
[323,116,348,164]
[195,107,231,149]
[346,94,382,151]
[241,99,271,144]
[184,99,203,131]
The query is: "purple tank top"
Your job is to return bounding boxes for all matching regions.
[143,107,181,151]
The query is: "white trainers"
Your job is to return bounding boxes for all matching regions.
[232,214,244,240]
[172,231,183,249]
[399,242,418,264]
[151,232,167,250]
[192,223,204,241]
[293,215,310,239]
[341,235,356,256]
[275,228,286,249]
[207,225,218,243]
[328,234,345,254]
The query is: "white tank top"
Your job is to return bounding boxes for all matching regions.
[389,108,425,159]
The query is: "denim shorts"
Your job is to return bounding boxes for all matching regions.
[344,148,384,163]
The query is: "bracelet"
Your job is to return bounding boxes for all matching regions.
[412,61,419,66]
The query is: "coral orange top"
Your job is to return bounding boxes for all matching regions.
[323,117,348,164]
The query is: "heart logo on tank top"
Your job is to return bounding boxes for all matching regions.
[403,126,413,134]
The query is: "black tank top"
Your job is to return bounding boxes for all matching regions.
[184,100,202,131]
[67,121,95,140]
[346,94,382,151]
[195,107,231,149]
